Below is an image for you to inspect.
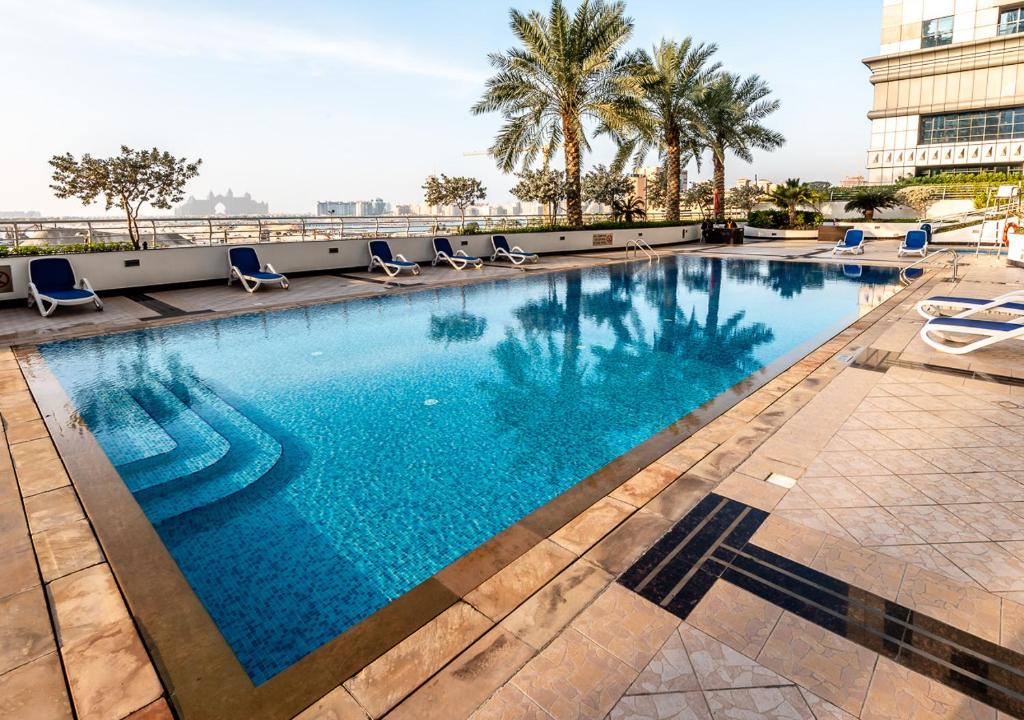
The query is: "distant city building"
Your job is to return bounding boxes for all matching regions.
[840,175,867,187]
[735,178,774,192]
[0,210,41,219]
[865,0,1024,182]
[175,190,268,217]
[317,199,391,216]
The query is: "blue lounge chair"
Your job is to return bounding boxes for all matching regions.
[27,257,103,317]
[898,229,928,258]
[920,223,933,244]
[842,264,863,279]
[832,229,865,256]
[368,240,420,277]
[228,247,289,293]
[916,290,1024,321]
[432,237,483,270]
[920,317,1024,355]
[491,235,539,265]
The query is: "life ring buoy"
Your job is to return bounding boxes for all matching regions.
[1005,222,1020,246]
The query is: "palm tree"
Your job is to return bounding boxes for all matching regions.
[609,38,720,222]
[472,0,641,227]
[694,73,784,219]
[612,195,646,222]
[844,186,899,221]
[766,178,815,227]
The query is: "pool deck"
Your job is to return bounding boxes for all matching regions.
[2,240,1024,720]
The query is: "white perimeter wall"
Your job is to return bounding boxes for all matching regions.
[0,225,700,301]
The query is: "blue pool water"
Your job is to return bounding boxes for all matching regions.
[40,257,900,683]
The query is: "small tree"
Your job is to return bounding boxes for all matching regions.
[765,178,816,228]
[612,195,646,223]
[646,168,667,211]
[422,174,487,229]
[49,146,201,250]
[582,164,634,210]
[510,169,568,222]
[726,184,764,215]
[844,186,899,221]
[681,181,714,220]
[895,186,938,220]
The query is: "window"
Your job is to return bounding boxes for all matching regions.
[919,107,1024,144]
[1000,7,1024,35]
[922,16,954,47]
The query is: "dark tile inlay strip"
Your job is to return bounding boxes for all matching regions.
[127,293,212,319]
[619,493,1024,716]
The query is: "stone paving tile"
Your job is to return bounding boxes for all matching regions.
[5,418,50,446]
[954,472,1024,502]
[0,651,73,720]
[772,509,857,543]
[0,499,29,550]
[644,475,717,523]
[798,688,857,720]
[125,699,175,720]
[571,584,679,671]
[932,542,1024,592]
[714,473,787,512]
[0,586,55,676]
[60,616,162,720]
[815,451,892,477]
[899,473,989,504]
[775,486,820,511]
[10,438,69,497]
[465,540,576,622]
[468,684,553,720]
[962,446,1024,473]
[825,507,924,546]
[22,488,84,535]
[344,601,492,718]
[832,429,903,451]
[1000,597,1024,654]
[687,582,783,658]
[658,438,719,475]
[795,476,877,509]
[859,656,995,719]
[871,449,943,476]
[896,565,1002,642]
[863,396,920,413]
[872,544,977,585]
[945,503,1024,541]
[584,509,673,576]
[0,540,39,601]
[810,536,907,602]
[749,514,826,565]
[845,475,932,506]
[850,411,915,430]
[756,612,877,716]
[625,626,699,696]
[918,426,990,449]
[31,519,104,584]
[910,448,991,475]
[609,691,711,720]
[388,628,535,720]
[550,498,634,556]
[611,463,680,508]
[293,687,370,720]
[46,564,131,648]
[510,628,636,720]
[885,505,989,543]
[677,623,786,691]
[703,687,814,720]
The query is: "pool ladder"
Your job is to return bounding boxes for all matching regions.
[899,248,959,286]
[625,238,660,261]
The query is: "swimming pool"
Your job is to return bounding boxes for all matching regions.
[39,256,900,683]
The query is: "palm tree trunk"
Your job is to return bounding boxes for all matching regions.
[712,151,725,220]
[788,205,797,227]
[665,130,681,223]
[563,119,584,227]
[864,209,875,221]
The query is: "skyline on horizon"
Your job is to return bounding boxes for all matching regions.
[0,0,882,217]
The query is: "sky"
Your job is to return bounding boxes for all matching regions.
[0,0,883,216]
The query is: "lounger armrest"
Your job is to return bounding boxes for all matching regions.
[455,250,469,257]
[265,263,279,274]
[79,278,96,293]
[511,245,526,253]
[395,254,410,262]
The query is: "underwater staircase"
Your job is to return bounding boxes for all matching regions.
[110,376,283,526]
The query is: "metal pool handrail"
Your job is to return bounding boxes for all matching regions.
[625,238,660,261]
[900,248,959,286]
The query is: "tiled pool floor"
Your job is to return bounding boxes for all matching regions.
[2,242,1023,720]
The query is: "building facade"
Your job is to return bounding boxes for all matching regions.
[864,0,1024,183]
[175,190,268,217]
[316,199,391,217]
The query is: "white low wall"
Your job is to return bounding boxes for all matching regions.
[0,225,700,301]
[743,227,819,240]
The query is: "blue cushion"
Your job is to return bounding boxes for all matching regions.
[930,317,1021,332]
[369,241,394,263]
[230,247,261,274]
[242,271,284,281]
[387,260,417,267]
[434,237,454,256]
[841,230,864,246]
[40,288,95,301]
[493,235,510,252]
[30,258,76,293]
[903,230,927,249]
[925,296,1024,312]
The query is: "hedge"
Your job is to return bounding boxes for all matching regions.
[0,242,135,257]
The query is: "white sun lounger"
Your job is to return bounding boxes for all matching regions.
[920,316,1024,355]
[916,290,1024,321]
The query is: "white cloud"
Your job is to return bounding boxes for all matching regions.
[0,0,483,84]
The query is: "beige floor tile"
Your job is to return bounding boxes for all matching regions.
[703,687,813,720]
[510,628,636,720]
[468,684,553,720]
[933,542,1024,592]
[1000,598,1024,654]
[911,446,993,474]
[344,601,492,718]
[5,419,50,446]
[677,623,786,691]
[0,586,55,676]
[23,488,84,535]
[860,656,995,719]
[0,498,29,549]
[846,474,932,506]
[714,473,787,512]
[775,486,820,511]
[293,687,369,720]
[772,509,857,543]
[945,503,1024,541]
[896,565,1002,642]
[687,582,782,658]
[825,507,924,546]
[571,584,679,671]
[60,616,162,720]
[749,515,826,565]
[873,544,976,585]
[611,463,680,508]
[954,472,1024,502]
[625,627,699,696]
[850,411,915,430]
[798,688,857,720]
[465,540,576,622]
[609,691,711,720]
[900,473,990,504]
[10,438,69,497]
[796,477,877,509]
[0,652,73,720]
[886,505,989,543]
[644,476,717,523]
[962,446,1024,473]
[756,612,877,716]
[31,519,104,583]
[658,438,719,475]
[550,498,634,556]
[46,565,131,648]
[834,430,903,451]
[810,536,907,601]
[584,509,673,576]
[125,699,176,720]
[816,451,892,477]
[0,540,39,601]
[388,628,535,720]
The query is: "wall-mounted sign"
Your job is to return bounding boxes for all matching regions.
[0,266,12,294]
[592,233,613,247]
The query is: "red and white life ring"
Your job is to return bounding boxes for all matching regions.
[1005,222,1020,246]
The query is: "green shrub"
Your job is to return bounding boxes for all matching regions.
[899,172,1022,186]
[459,222,482,236]
[746,210,822,230]
[0,242,134,257]
[478,219,699,235]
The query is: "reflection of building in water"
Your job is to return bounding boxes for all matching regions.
[175,190,269,217]
[859,283,898,316]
